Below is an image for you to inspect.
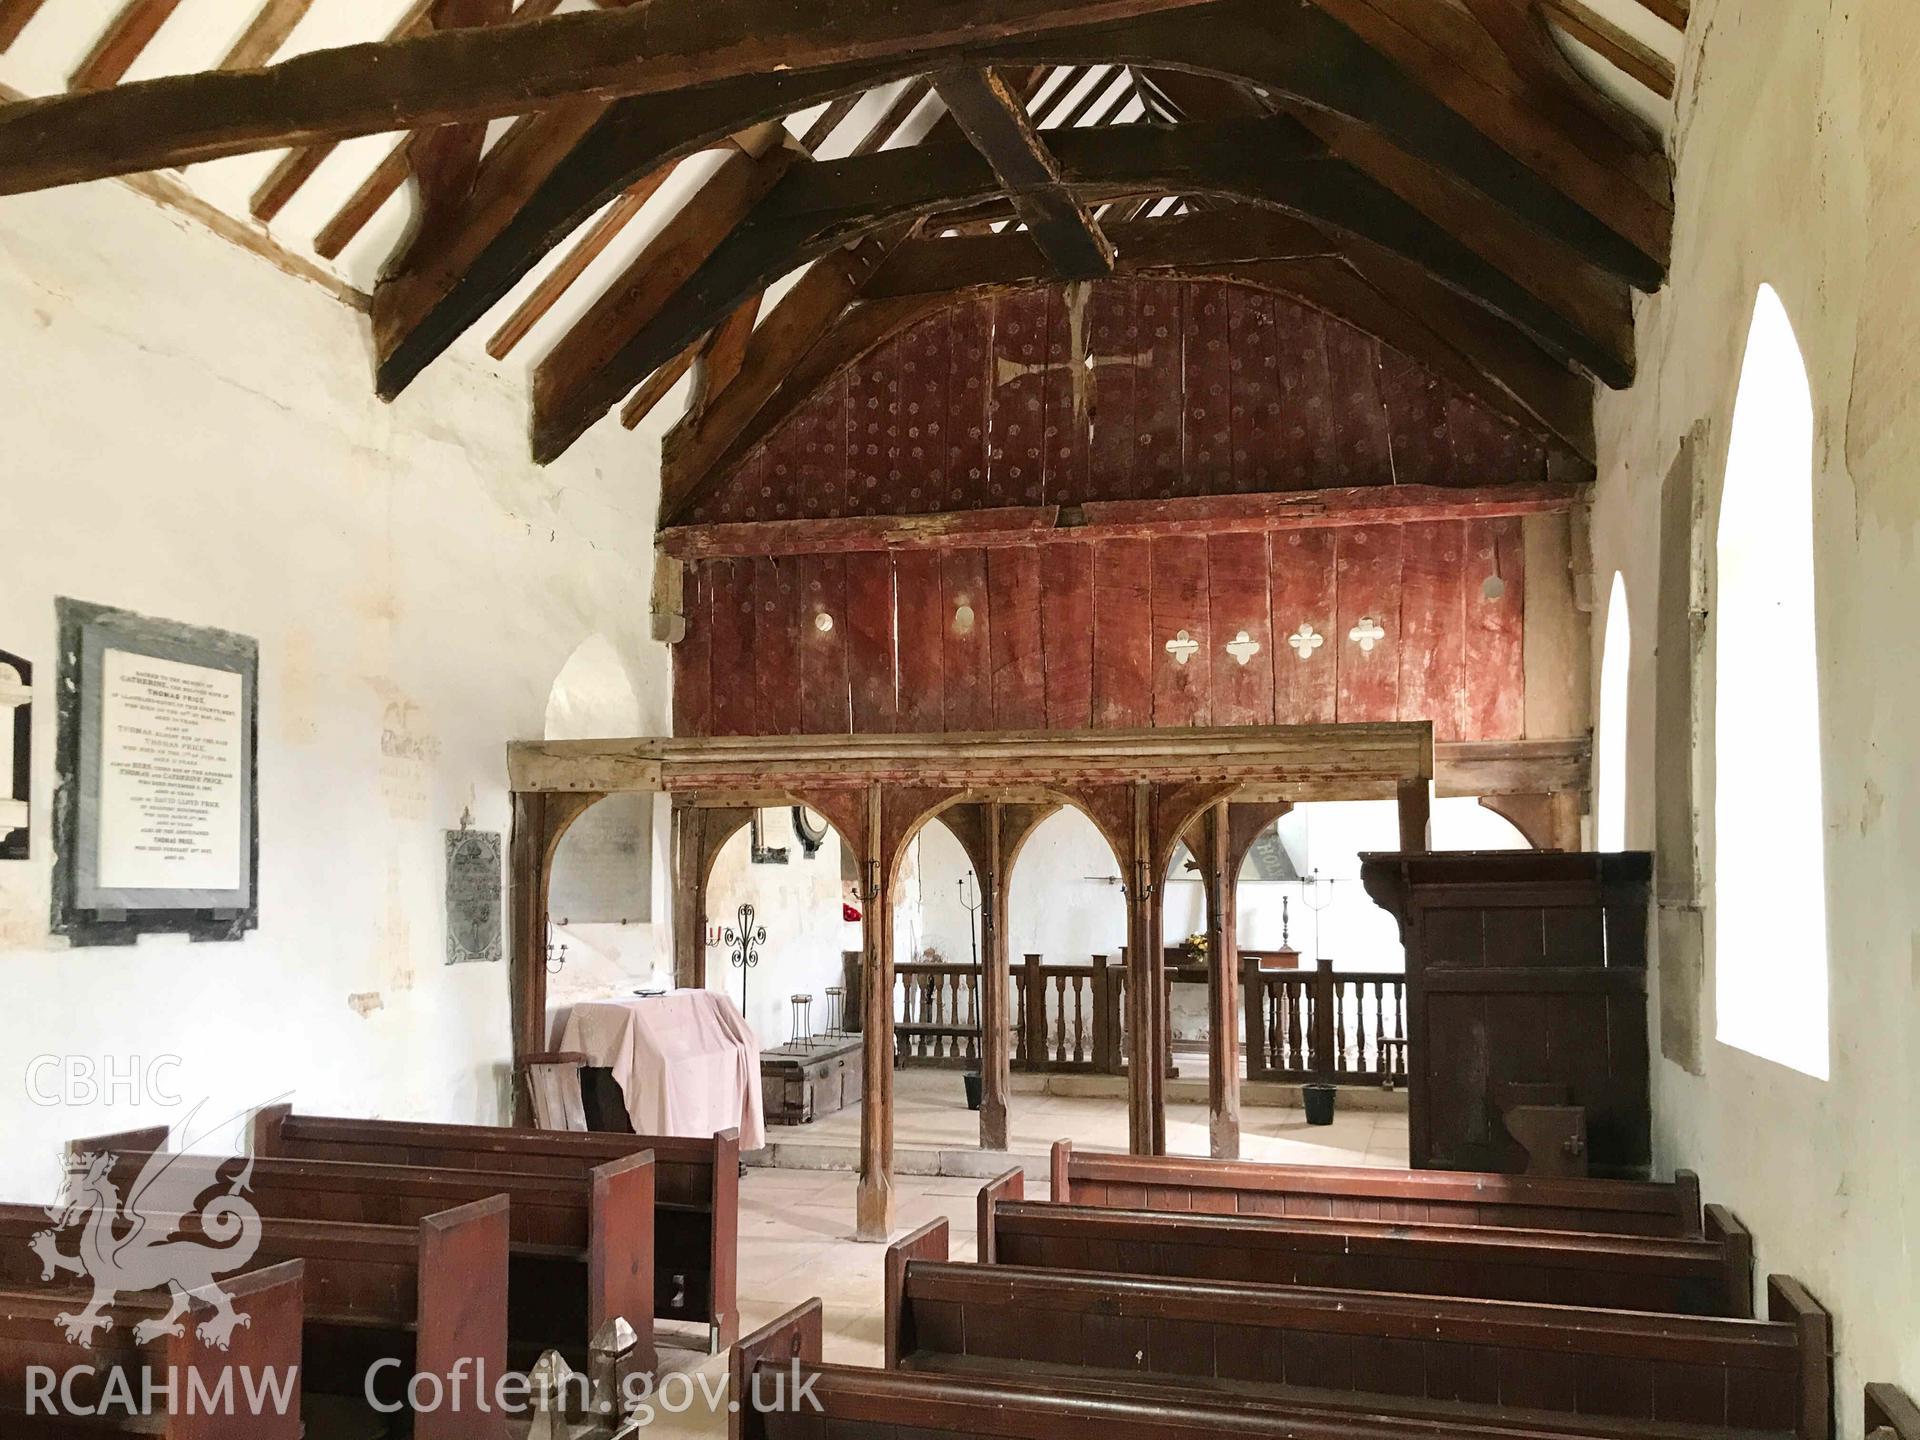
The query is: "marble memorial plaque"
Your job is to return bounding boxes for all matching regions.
[97,649,245,892]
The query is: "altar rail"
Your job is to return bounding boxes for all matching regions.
[890,955,1407,1087]
[1243,956,1408,1086]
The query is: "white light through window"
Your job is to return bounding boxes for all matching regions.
[1597,573,1630,852]
[1713,284,1829,1080]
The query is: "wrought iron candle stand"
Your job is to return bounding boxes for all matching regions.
[725,901,767,1021]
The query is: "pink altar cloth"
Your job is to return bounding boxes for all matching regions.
[560,991,766,1151]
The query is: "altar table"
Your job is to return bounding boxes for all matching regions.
[560,990,766,1151]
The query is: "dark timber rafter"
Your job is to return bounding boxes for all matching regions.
[932,67,1114,279]
[367,0,1662,403]
[0,0,1669,411]
[531,113,1633,465]
[0,0,1228,187]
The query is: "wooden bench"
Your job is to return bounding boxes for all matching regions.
[250,1105,739,1348]
[1867,1385,1919,1440]
[1051,1141,1704,1236]
[0,1261,304,1439]
[1,1195,512,1439]
[735,1298,1815,1440]
[978,1169,1754,1316]
[886,1219,1833,1440]
[73,1125,652,1377]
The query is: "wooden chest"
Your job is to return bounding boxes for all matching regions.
[760,1036,864,1126]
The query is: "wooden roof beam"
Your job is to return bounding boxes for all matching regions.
[934,67,1114,280]
[0,0,1222,189]
[486,162,678,359]
[1629,0,1687,29]
[360,0,1667,405]
[533,113,1630,465]
[0,0,49,52]
[218,0,319,71]
[70,0,188,93]
[0,0,1666,290]
[529,144,801,457]
[658,482,1588,560]
[1542,0,1676,99]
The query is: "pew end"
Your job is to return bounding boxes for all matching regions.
[416,1195,512,1440]
[884,1219,950,1369]
[68,1124,172,1161]
[976,1168,1024,1264]
[730,1299,822,1440]
[1768,1274,1835,1440]
[589,1150,658,1383]
[249,1102,294,1158]
[1704,1203,1755,1316]
[1050,1139,1072,1202]
[1675,1168,1704,1236]
[179,1260,306,1440]
[1867,1384,1920,1440]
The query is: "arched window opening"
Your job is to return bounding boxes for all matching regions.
[544,634,642,740]
[1598,573,1631,852]
[1713,284,1829,1080]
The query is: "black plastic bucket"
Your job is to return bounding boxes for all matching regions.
[1303,1083,1337,1126]
[963,1072,984,1111]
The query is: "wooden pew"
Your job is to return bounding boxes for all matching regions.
[738,1299,1827,1440]
[0,1261,304,1438]
[1051,1141,1703,1237]
[1866,1385,1919,1440]
[978,1168,1754,1316]
[887,1219,1833,1440]
[70,1125,653,1376]
[250,1105,739,1348]
[0,1202,503,1439]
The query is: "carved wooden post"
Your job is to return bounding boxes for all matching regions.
[1309,956,1337,1081]
[1126,782,1165,1155]
[978,802,1011,1151]
[1092,953,1121,1074]
[1202,800,1241,1160]
[670,800,703,990]
[856,783,893,1242]
[1397,777,1432,852]
[1241,954,1266,1080]
[509,789,599,1126]
[1021,954,1046,1069]
[509,790,549,1127]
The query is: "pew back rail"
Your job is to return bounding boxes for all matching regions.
[1051,1142,1703,1237]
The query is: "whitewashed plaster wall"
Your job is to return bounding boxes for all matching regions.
[1589,0,1920,1421]
[703,812,859,1049]
[0,178,673,1199]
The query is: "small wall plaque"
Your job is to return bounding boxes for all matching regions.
[445,829,504,965]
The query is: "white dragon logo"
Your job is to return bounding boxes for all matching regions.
[29,1107,263,1351]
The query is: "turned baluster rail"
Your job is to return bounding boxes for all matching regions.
[891,953,1408,1087]
[1242,956,1408,1086]
[891,962,982,1068]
